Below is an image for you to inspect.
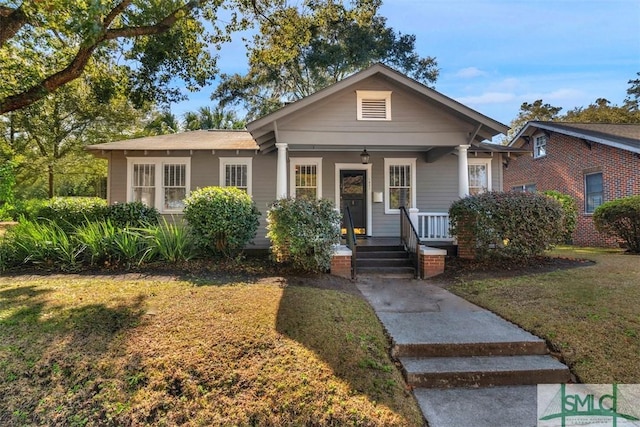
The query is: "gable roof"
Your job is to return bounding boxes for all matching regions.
[510,122,640,154]
[246,63,509,148]
[86,130,258,152]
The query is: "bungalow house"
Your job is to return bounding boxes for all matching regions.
[505,121,640,247]
[87,63,525,276]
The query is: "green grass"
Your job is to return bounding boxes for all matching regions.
[0,275,423,426]
[449,246,640,383]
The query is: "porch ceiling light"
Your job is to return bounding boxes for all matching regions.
[360,148,370,164]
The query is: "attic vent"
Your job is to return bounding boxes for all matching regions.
[357,90,392,121]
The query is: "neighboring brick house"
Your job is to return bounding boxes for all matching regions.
[505,122,640,247]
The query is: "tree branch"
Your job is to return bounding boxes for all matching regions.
[0,1,200,115]
[0,5,28,47]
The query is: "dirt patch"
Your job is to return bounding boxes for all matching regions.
[437,255,594,286]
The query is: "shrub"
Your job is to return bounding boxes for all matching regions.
[544,190,578,243]
[267,198,341,272]
[449,191,565,261]
[75,219,120,266]
[106,201,160,228]
[183,187,260,257]
[593,195,640,253]
[13,197,107,230]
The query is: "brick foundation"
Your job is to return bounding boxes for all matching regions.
[419,246,447,278]
[330,246,352,279]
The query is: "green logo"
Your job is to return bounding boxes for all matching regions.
[538,384,640,427]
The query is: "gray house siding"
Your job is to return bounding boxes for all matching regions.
[277,75,475,148]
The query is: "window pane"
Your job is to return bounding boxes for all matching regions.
[134,187,155,207]
[585,173,603,213]
[468,164,488,193]
[389,188,411,209]
[225,164,248,189]
[164,188,186,210]
[388,164,411,209]
[295,164,318,199]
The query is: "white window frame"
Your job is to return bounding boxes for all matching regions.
[468,158,492,195]
[219,157,252,196]
[126,157,191,214]
[290,158,322,199]
[384,158,416,214]
[356,90,392,121]
[533,134,547,158]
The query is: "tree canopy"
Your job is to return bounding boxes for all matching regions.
[213,0,439,119]
[0,0,263,115]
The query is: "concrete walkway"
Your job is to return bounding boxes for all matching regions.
[355,277,569,427]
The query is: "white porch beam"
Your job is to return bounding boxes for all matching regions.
[276,142,288,199]
[456,145,471,198]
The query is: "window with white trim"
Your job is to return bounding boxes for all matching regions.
[163,163,187,210]
[468,159,492,195]
[534,135,547,158]
[127,158,191,213]
[220,157,252,195]
[384,158,416,213]
[585,172,603,214]
[290,158,322,199]
[357,90,392,120]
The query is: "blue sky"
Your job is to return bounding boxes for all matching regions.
[172,0,640,126]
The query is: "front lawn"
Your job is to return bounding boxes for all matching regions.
[0,274,423,426]
[448,246,640,383]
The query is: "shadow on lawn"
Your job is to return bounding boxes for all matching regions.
[274,279,410,412]
[0,284,146,425]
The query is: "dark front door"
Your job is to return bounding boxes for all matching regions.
[340,170,366,235]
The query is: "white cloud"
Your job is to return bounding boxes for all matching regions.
[456,92,516,105]
[454,67,486,78]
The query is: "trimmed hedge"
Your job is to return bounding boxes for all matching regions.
[266,198,341,272]
[106,201,160,227]
[16,197,107,231]
[183,187,260,257]
[593,195,640,253]
[449,191,565,261]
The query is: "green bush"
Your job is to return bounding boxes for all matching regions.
[106,201,160,227]
[266,198,341,272]
[449,191,565,261]
[544,190,578,243]
[593,195,640,253]
[12,197,107,230]
[183,187,260,257]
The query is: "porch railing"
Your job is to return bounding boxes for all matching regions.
[344,206,357,280]
[400,206,420,279]
[417,212,453,241]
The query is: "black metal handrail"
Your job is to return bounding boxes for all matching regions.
[399,206,420,279]
[344,206,357,279]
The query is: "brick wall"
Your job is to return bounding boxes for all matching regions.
[504,132,640,247]
[330,254,352,279]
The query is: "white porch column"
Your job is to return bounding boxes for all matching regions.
[456,145,471,198]
[276,142,288,199]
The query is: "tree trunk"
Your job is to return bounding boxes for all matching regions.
[48,164,54,198]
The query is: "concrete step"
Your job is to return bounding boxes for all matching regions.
[357,250,411,259]
[357,245,405,252]
[377,311,549,358]
[357,266,416,277]
[414,385,538,427]
[400,355,570,388]
[357,258,413,268]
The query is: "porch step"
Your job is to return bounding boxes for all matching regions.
[400,355,570,388]
[356,244,416,277]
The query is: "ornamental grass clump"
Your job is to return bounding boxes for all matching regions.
[267,198,341,272]
[183,187,260,258]
[449,191,565,261]
[593,195,640,253]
